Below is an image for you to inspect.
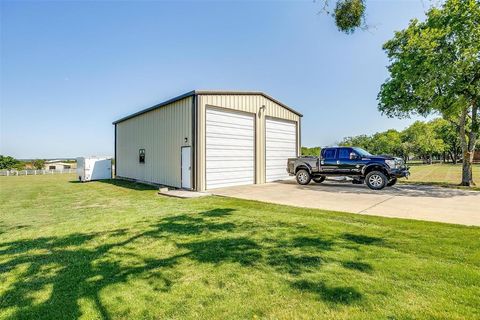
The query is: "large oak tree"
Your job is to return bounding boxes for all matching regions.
[378,0,480,186]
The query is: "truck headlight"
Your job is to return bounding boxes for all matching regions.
[385,160,396,168]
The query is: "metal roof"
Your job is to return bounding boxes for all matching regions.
[112,90,303,124]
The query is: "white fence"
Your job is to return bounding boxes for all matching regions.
[0,169,77,176]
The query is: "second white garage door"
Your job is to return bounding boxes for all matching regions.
[266,117,297,182]
[206,107,255,189]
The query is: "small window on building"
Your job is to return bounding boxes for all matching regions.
[139,149,145,163]
[64,165,71,169]
[49,166,56,170]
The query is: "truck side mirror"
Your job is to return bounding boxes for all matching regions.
[349,152,357,160]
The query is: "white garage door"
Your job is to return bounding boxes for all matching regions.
[266,117,297,182]
[206,107,255,189]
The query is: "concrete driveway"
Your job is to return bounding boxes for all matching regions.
[211,179,480,226]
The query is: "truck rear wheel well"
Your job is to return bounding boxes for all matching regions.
[295,166,310,174]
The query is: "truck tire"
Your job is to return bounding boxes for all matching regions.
[313,176,326,183]
[365,171,387,190]
[296,169,311,185]
[387,177,397,187]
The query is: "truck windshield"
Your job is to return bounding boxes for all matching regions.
[353,147,372,157]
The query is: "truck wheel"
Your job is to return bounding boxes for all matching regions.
[365,171,387,190]
[313,176,325,183]
[296,169,311,185]
[387,177,397,186]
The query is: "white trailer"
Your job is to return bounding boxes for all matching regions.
[76,157,112,182]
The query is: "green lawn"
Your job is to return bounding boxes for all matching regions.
[405,163,480,189]
[1,175,479,319]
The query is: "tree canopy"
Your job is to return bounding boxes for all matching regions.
[337,119,450,162]
[320,0,367,33]
[402,121,445,163]
[0,156,20,170]
[377,0,480,185]
[333,0,366,33]
[31,159,46,170]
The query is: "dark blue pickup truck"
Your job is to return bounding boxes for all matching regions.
[287,146,410,190]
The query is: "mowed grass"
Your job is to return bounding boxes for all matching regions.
[406,163,480,189]
[0,175,479,319]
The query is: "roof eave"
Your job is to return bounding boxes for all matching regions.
[112,90,302,125]
[112,90,196,124]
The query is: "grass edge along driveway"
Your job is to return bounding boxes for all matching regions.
[0,174,479,319]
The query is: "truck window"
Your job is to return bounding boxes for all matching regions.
[338,148,352,160]
[322,149,336,159]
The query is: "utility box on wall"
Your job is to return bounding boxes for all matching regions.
[77,157,112,182]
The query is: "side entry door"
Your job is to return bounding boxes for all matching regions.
[181,146,191,189]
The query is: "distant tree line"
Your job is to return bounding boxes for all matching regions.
[302,118,474,164]
[300,147,321,157]
[0,155,46,170]
[339,119,463,164]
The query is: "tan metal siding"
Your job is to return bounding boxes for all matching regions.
[116,97,192,187]
[196,94,300,191]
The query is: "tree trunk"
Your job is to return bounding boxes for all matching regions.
[460,101,478,186]
[452,142,458,164]
[448,151,456,164]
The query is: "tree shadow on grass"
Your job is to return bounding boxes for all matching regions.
[70,179,159,191]
[284,179,475,198]
[0,208,372,318]
[0,228,193,319]
[180,237,261,266]
[291,280,362,304]
[265,236,333,275]
[291,236,334,250]
[0,208,244,319]
[199,208,234,217]
[145,214,236,237]
[267,250,324,275]
[341,261,373,273]
[341,233,385,246]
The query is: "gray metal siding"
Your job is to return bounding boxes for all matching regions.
[116,97,192,187]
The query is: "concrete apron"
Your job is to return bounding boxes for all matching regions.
[210,179,480,226]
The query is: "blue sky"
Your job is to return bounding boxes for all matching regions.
[1,0,429,159]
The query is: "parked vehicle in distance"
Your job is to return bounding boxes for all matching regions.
[287,147,409,190]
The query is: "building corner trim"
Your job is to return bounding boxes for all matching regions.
[114,124,117,178]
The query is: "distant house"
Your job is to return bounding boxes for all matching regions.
[44,160,77,171]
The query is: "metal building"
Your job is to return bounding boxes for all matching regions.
[113,90,302,191]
